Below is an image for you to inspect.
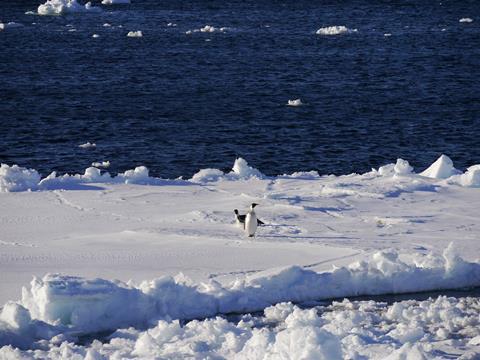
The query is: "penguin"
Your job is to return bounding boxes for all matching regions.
[245,203,259,237]
[234,209,265,228]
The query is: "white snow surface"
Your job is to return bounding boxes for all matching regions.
[37,0,101,16]
[1,155,480,356]
[316,26,357,35]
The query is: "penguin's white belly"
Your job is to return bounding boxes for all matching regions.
[245,212,257,236]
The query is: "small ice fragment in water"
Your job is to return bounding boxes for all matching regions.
[103,23,111,27]
[287,99,303,107]
[92,33,99,38]
[459,18,473,23]
[79,142,96,149]
[92,161,110,168]
[102,0,130,4]
[127,30,143,37]
[384,33,392,37]
[167,22,177,27]
[316,26,356,35]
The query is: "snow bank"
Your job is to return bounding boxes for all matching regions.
[2,249,480,356]
[377,158,413,176]
[316,26,357,35]
[0,164,41,192]
[189,158,265,183]
[420,154,461,179]
[189,168,225,183]
[0,245,478,347]
[37,0,101,16]
[127,31,143,37]
[102,0,130,4]
[448,165,480,187]
[230,157,265,179]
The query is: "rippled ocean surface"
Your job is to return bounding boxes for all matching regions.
[1,0,479,178]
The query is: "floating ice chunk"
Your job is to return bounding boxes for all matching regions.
[78,141,96,149]
[0,22,24,31]
[384,33,392,37]
[420,154,460,179]
[167,22,177,27]
[186,25,227,34]
[287,99,304,107]
[92,33,99,38]
[0,164,41,192]
[102,0,130,4]
[91,161,110,168]
[127,30,143,37]
[103,23,111,27]
[316,26,357,36]
[37,0,101,16]
[459,18,473,23]
[393,159,413,175]
[230,158,265,179]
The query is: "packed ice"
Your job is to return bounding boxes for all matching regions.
[37,0,101,16]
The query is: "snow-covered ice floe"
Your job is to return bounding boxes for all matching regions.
[459,18,473,23]
[3,295,480,358]
[316,25,357,36]
[127,30,143,37]
[1,154,480,192]
[37,0,101,16]
[1,244,480,349]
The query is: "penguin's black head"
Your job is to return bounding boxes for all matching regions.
[251,203,258,208]
[234,209,239,214]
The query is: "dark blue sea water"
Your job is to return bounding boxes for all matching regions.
[1,0,479,178]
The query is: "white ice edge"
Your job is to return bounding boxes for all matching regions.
[1,154,479,192]
[1,243,479,349]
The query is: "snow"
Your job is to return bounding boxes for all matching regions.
[127,31,143,37]
[37,0,101,16]
[78,141,96,149]
[2,295,480,358]
[316,26,357,35]
[2,155,480,356]
[0,164,41,192]
[420,154,460,179]
[287,99,304,107]
[102,0,130,4]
